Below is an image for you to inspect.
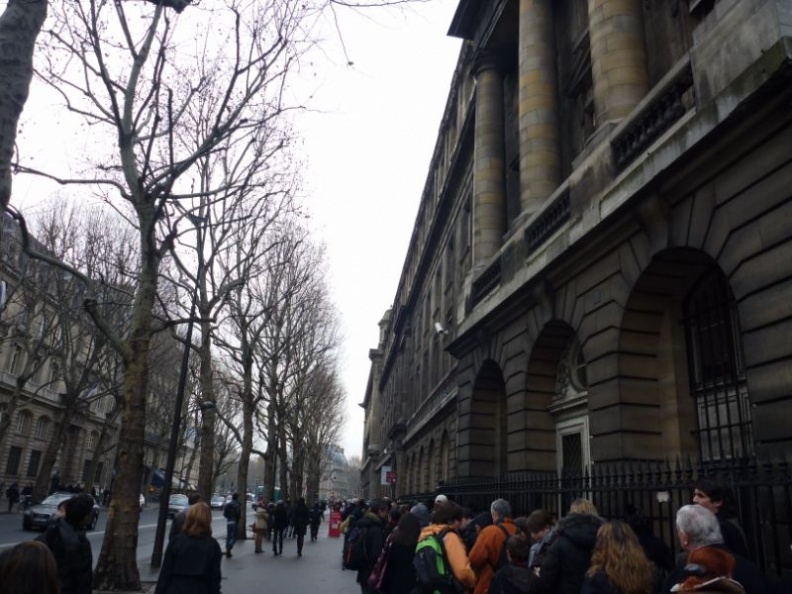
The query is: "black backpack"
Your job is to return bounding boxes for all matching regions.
[413,528,462,594]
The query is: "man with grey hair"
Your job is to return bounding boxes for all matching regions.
[663,504,769,594]
[469,498,517,594]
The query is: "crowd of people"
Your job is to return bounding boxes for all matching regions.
[335,480,789,594]
[0,481,788,594]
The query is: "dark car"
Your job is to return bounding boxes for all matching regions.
[210,495,225,510]
[23,492,100,531]
[167,494,189,518]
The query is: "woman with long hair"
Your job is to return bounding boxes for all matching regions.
[155,502,222,594]
[581,520,655,594]
[0,540,60,594]
[670,546,745,593]
[376,511,422,594]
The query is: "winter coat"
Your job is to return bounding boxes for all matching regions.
[273,504,289,530]
[418,524,477,592]
[154,532,223,594]
[526,512,603,594]
[488,562,532,594]
[254,507,268,531]
[293,502,310,535]
[355,511,387,586]
[581,571,628,594]
[36,517,93,594]
[380,541,418,594]
[663,545,769,594]
[309,505,323,527]
[469,519,518,594]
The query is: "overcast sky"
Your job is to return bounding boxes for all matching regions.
[12,0,462,464]
[297,0,461,460]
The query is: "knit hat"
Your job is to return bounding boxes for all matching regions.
[410,503,430,528]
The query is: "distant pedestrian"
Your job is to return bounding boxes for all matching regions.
[5,482,19,513]
[273,500,288,556]
[294,497,310,557]
[222,493,241,558]
[37,493,95,594]
[0,540,60,594]
[252,503,268,554]
[309,502,323,542]
[155,502,222,594]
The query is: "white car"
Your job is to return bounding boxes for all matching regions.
[139,493,146,509]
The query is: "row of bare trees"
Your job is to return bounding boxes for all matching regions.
[0,0,429,588]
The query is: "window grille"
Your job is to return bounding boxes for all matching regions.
[684,268,752,461]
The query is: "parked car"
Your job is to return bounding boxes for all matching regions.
[167,494,189,518]
[210,495,225,510]
[139,493,146,509]
[23,492,100,531]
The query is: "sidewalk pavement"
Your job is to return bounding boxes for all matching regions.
[140,528,359,594]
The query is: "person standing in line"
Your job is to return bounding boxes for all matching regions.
[417,501,477,593]
[526,498,603,594]
[222,493,241,558]
[355,498,390,594]
[293,497,310,557]
[36,493,95,594]
[488,534,533,594]
[309,502,323,542]
[693,481,751,561]
[155,502,222,594]
[469,498,519,594]
[378,511,421,594]
[0,540,60,594]
[272,500,288,556]
[580,520,655,594]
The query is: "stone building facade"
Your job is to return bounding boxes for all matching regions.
[361,0,792,503]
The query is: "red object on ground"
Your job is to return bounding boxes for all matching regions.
[328,510,342,538]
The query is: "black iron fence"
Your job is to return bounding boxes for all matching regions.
[400,457,792,577]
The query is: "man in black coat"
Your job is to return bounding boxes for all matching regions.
[272,500,289,556]
[526,499,603,594]
[37,493,94,594]
[355,498,389,594]
[664,504,770,594]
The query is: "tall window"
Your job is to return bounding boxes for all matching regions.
[15,411,32,435]
[5,446,22,475]
[34,416,50,439]
[26,450,41,478]
[8,344,23,374]
[684,268,752,461]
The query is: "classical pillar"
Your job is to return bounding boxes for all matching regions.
[588,0,649,124]
[518,0,561,217]
[473,54,506,268]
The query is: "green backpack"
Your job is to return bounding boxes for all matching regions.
[413,528,461,594]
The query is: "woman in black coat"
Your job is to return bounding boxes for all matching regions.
[36,493,95,594]
[379,511,421,594]
[293,498,310,556]
[155,502,222,594]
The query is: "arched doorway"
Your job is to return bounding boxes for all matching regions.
[461,359,508,477]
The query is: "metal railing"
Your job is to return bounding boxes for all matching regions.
[400,456,792,577]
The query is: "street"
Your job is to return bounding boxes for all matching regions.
[0,507,360,594]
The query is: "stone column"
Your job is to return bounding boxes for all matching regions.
[588,0,649,124]
[518,0,561,217]
[473,54,506,268]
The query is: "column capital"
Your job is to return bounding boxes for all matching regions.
[473,50,505,78]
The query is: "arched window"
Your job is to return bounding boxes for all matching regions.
[15,410,32,435]
[34,416,50,439]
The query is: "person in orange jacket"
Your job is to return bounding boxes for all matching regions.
[417,500,477,593]
[469,499,519,594]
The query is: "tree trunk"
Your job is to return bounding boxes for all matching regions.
[197,313,215,501]
[278,424,289,501]
[236,398,254,541]
[33,404,76,501]
[264,395,277,501]
[0,0,48,211]
[83,407,120,497]
[92,246,158,590]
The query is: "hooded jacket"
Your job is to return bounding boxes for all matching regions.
[527,512,603,594]
[355,510,387,586]
[488,563,532,594]
[418,524,477,592]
